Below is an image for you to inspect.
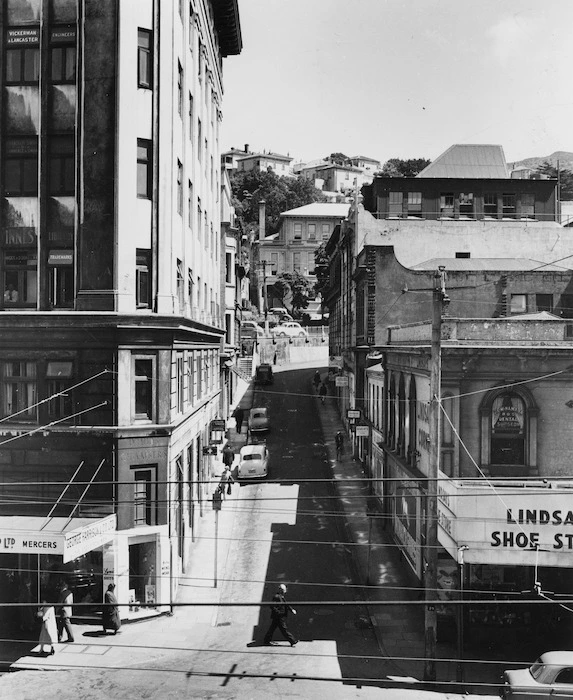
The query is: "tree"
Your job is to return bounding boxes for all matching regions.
[230,169,326,236]
[379,157,431,178]
[313,242,330,298]
[271,272,314,316]
[328,152,349,165]
[535,161,573,200]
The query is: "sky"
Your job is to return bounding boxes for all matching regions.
[221,0,573,166]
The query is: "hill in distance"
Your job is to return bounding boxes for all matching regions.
[508,151,573,172]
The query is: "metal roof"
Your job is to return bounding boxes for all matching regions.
[417,144,509,178]
[280,203,350,218]
[412,258,570,272]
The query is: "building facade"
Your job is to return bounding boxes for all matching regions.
[0,0,241,624]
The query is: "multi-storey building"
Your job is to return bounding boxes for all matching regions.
[0,0,241,625]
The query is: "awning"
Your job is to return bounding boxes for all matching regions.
[0,514,116,563]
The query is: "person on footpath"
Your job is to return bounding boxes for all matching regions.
[313,370,321,391]
[38,600,57,655]
[319,382,327,404]
[222,444,234,469]
[335,430,344,459]
[233,406,244,434]
[57,580,74,643]
[219,466,234,499]
[102,583,121,635]
[263,584,298,647]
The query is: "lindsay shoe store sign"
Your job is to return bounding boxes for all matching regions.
[450,486,573,568]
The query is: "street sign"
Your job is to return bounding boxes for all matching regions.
[347,409,361,419]
[202,445,217,456]
[335,376,349,387]
[355,425,370,438]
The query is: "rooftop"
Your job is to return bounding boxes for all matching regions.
[417,144,509,179]
[280,203,350,218]
[412,258,571,272]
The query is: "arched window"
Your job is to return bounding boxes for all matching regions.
[408,377,417,466]
[480,387,538,476]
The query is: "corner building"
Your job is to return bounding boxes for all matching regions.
[0,0,241,623]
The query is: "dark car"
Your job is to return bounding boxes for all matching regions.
[255,363,273,385]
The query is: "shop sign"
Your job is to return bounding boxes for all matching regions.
[7,28,40,45]
[63,514,116,563]
[202,445,217,456]
[347,409,361,420]
[0,533,61,556]
[355,424,370,438]
[451,487,573,568]
[48,250,73,266]
[50,27,76,43]
[335,376,348,387]
[4,228,37,246]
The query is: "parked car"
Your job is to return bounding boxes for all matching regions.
[502,651,573,698]
[255,363,274,385]
[271,322,308,338]
[248,406,270,435]
[269,307,288,316]
[237,443,269,479]
[241,321,264,339]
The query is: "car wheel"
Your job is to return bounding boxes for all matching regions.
[278,332,286,337]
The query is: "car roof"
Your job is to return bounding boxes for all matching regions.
[240,444,266,456]
[258,363,272,369]
[538,651,573,665]
[250,407,267,414]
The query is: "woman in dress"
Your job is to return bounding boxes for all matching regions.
[102,583,121,634]
[38,600,57,655]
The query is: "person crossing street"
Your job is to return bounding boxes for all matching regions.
[263,584,298,647]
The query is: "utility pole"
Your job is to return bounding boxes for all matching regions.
[424,267,449,682]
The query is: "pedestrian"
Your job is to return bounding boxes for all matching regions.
[319,382,327,404]
[220,465,234,498]
[102,583,121,635]
[56,581,74,643]
[335,430,344,459]
[234,406,244,434]
[313,370,321,391]
[263,583,298,647]
[222,444,234,469]
[38,600,57,655]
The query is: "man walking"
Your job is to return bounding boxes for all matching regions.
[263,584,298,647]
[233,406,244,434]
[57,581,74,643]
[335,430,344,460]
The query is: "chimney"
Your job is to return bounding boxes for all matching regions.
[244,143,249,154]
[258,199,266,241]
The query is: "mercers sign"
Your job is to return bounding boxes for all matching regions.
[0,514,116,563]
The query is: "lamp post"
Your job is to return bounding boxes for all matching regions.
[258,260,275,336]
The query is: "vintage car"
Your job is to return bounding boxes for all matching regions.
[255,363,274,385]
[502,651,573,698]
[248,407,270,435]
[240,321,265,339]
[237,444,269,479]
[271,322,308,338]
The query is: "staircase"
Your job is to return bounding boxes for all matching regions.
[235,357,253,382]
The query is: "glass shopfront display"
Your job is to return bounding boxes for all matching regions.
[128,540,157,611]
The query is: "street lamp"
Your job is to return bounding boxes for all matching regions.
[258,260,275,335]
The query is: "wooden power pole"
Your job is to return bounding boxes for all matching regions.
[424,267,449,682]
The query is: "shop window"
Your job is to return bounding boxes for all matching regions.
[1,361,37,421]
[137,29,152,89]
[137,139,152,199]
[293,223,302,241]
[133,356,155,421]
[51,44,76,83]
[510,294,527,315]
[407,191,422,216]
[132,466,157,526]
[521,193,535,219]
[388,191,403,217]
[440,193,454,217]
[4,138,38,196]
[536,294,553,313]
[49,136,75,195]
[46,360,73,420]
[136,249,151,309]
[48,256,74,308]
[459,192,474,217]
[129,540,157,609]
[6,43,39,84]
[4,252,37,307]
[483,193,498,217]
[502,193,516,218]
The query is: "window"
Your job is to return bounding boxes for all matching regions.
[188,92,194,141]
[51,44,76,83]
[441,393,455,477]
[177,355,184,413]
[5,30,39,84]
[137,29,152,89]
[49,136,75,195]
[46,360,73,420]
[293,252,301,271]
[133,357,154,420]
[225,253,232,284]
[48,251,74,307]
[459,192,474,217]
[133,466,157,525]
[187,352,194,403]
[521,193,535,219]
[176,259,184,309]
[177,61,183,116]
[293,223,302,241]
[388,191,403,217]
[176,160,183,215]
[4,138,38,196]
[322,224,330,240]
[397,375,406,456]
[187,180,193,228]
[484,193,498,216]
[197,198,202,243]
[187,268,194,308]
[510,294,527,314]
[455,252,471,258]
[307,223,316,239]
[1,362,37,421]
[4,252,37,306]
[536,294,553,313]
[408,378,417,467]
[136,249,151,308]
[560,294,573,319]
[502,193,516,218]
[137,139,152,198]
[490,393,525,465]
[440,193,454,217]
[197,120,202,161]
[407,191,422,215]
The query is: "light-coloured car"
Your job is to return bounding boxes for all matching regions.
[237,444,269,479]
[272,322,308,338]
[240,321,264,339]
[502,651,573,698]
[248,407,270,435]
[269,307,288,316]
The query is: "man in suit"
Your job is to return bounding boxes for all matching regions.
[57,581,75,643]
[263,584,298,647]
